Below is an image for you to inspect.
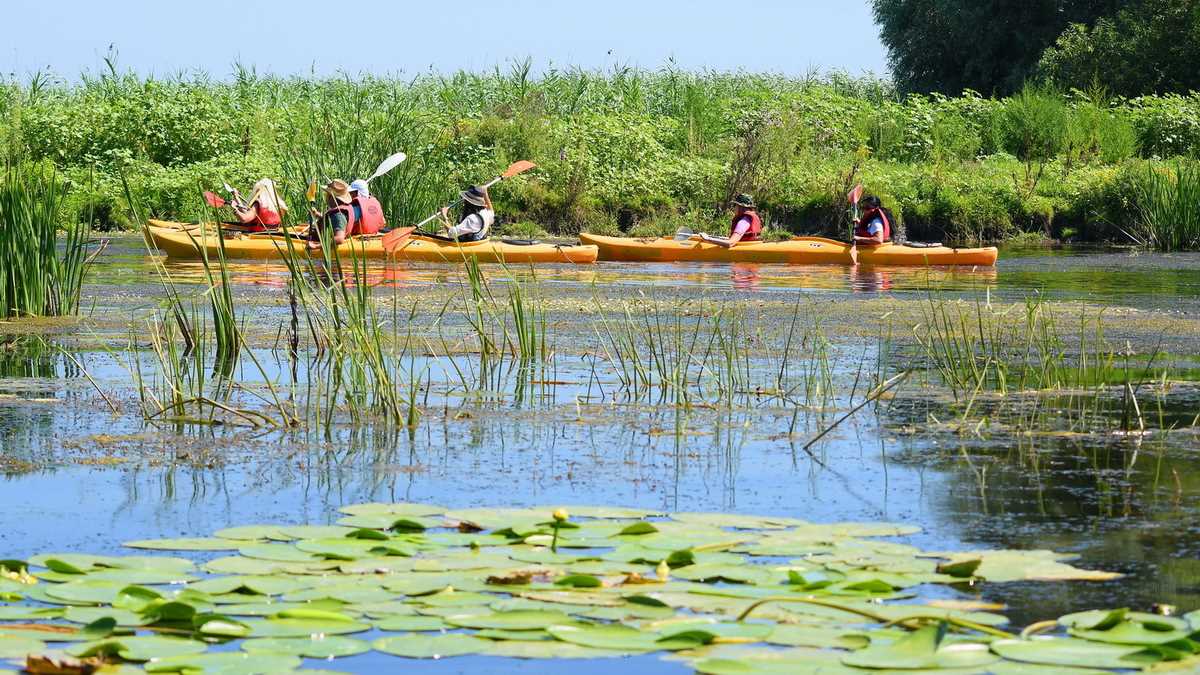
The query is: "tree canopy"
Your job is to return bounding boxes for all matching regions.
[869,0,1200,96]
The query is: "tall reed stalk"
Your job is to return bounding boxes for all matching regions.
[0,165,92,318]
[1130,161,1200,251]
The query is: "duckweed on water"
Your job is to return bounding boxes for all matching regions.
[1,503,1196,673]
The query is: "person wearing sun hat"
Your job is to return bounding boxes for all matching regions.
[306,179,354,249]
[699,193,763,248]
[229,178,287,232]
[437,184,495,242]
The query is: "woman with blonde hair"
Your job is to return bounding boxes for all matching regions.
[230,178,288,231]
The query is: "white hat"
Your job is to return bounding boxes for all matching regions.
[349,179,369,198]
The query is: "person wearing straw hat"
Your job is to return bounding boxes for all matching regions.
[437,185,495,242]
[699,193,763,248]
[230,178,288,231]
[306,179,354,249]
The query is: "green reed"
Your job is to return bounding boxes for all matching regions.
[1130,161,1200,251]
[0,165,92,318]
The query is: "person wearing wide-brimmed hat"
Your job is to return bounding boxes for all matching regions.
[699,193,763,248]
[437,185,494,242]
[307,179,354,249]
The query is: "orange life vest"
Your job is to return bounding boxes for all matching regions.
[349,195,386,236]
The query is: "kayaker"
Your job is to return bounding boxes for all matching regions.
[306,179,353,250]
[437,185,494,242]
[348,179,387,236]
[230,178,287,231]
[853,196,893,246]
[699,194,762,248]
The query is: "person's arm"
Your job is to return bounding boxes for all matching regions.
[853,219,885,245]
[482,187,493,211]
[445,213,482,240]
[232,199,258,224]
[702,216,750,248]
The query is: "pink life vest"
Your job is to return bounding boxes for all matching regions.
[730,210,763,241]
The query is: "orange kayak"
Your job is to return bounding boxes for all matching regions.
[579,233,998,266]
[146,221,599,264]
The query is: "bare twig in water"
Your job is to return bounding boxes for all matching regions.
[803,371,911,452]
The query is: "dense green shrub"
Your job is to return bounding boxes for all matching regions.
[2,67,1200,247]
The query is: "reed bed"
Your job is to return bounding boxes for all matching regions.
[1130,161,1200,252]
[0,165,92,318]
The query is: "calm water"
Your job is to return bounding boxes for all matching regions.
[1,237,1198,672]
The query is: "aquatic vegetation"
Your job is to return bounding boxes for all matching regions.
[0,165,93,318]
[1130,160,1200,252]
[2,502,1194,672]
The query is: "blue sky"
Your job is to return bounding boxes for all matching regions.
[8,0,888,79]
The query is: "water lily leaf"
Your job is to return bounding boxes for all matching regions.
[336,557,415,574]
[29,554,194,574]
[380,574,459,596]
[44,580,126,605]
[0,607,61,620]
[241,635,370,658]
[1064,610,1193,645]
[670,564,774,585]
[374,615,446,631]
[144,652,302,673]
[766,624,870,649]
[619,522,659,536]
[554,574,603,588]
[690,646,848,674]
[189,575,307,597]
[410,552,512,572]
[338,502,446,517]
[656,619,775,642]
[0,634,43,659]
[241,617,371,638]
[218,601,344,617]
[236,544,323,563]
[930,551,1122,582]
[482,638,636,659]
[520,591,625,607]
[415,590,496,607]
[123,538,238,551]
[212,525,285,541]
[423,532,513,547]
[991,637,1163,669]
[336,514,438,531]
[275,525,355,540]
[842,624,997,670]
[445,610,573,630]
[579,603,675,621]
[295,538,415,560]
[547,623,699,651]
[372,633,490,658]
[61,607,149,627]
[203,556,315,575]
[193,613,251,637]
[346,600,416,617]
[68,635,207,661]
[937,558,982,578]
[0,624,87,642]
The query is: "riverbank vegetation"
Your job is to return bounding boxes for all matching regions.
[3,62,1200,247]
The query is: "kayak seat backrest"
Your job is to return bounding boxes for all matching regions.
[499,239,540,246]
[903,241,943,249]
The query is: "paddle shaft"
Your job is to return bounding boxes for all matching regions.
[412,175,505,230]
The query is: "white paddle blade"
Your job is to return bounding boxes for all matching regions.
[223,183,235,193]
[368,152,408,181]
[674,228,694,241]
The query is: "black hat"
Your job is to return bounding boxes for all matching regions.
[733,193,756,209]
[461,186,487,207]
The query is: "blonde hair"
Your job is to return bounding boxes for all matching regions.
[249,178,288,216]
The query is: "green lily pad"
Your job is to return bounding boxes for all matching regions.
[294,538,415,560]
[336,514,439,531]
[547,623,700,651]
[338,502,447,517]
[213,525,285,541]
[842,623,997,670]
[415,590,497,607]
[242,617,372,638]
[373,633,490,658]
[1060,609,1192,645]
[241,635,370,658]
[68,635,208,661]
[203,556,316,575]
[991,637,1163,669]
[0,606,62,620]
[236,544,324,563]
[445,609,573,630]
[0,624,88,642]
[0,634,44,659]
[475,628,553,641]
[766,624,871,649]
[62,607,149,627]
[275,525,355,540]
[374,615,447,631]
[671,563,774,585]
[144,652,303,673]
[189,575,308,597]
[482,638,635,659]
[123,538,239,551]
[44,580,126,605]
[554,574,603,588]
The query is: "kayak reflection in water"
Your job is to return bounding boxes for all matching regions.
[699,194,763,248]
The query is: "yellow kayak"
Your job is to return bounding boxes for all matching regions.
[579,233,999,266]
[146,221,599,264]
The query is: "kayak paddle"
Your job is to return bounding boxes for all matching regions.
[847,183,863,265]
[382,160,538,253]
[203,191,227,208]
[366,151,407,182]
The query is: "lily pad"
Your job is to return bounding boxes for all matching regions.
[373,633,491,658]
[123,538,239,551]
[241,635,370,658]
[68,635,208,661]
[482,639,635,659]
[144,652,303,673]
[842,623,997,670]
[445,610,573,630]
[213,525,285,541]
[241,617,372,638]
[547,623,700,651]
[0,634,44,659]
[374,615,447,631]
[43,580,126,605]
[991,637,1163,669]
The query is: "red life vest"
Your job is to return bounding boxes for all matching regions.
[323,203,356,233]
[349,195,386,236]
[855,208,892,243]
[254,204,281,227]
[730,210,763,242]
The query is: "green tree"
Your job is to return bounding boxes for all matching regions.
[1038,0,1200,96]
[872,0,1123,95]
